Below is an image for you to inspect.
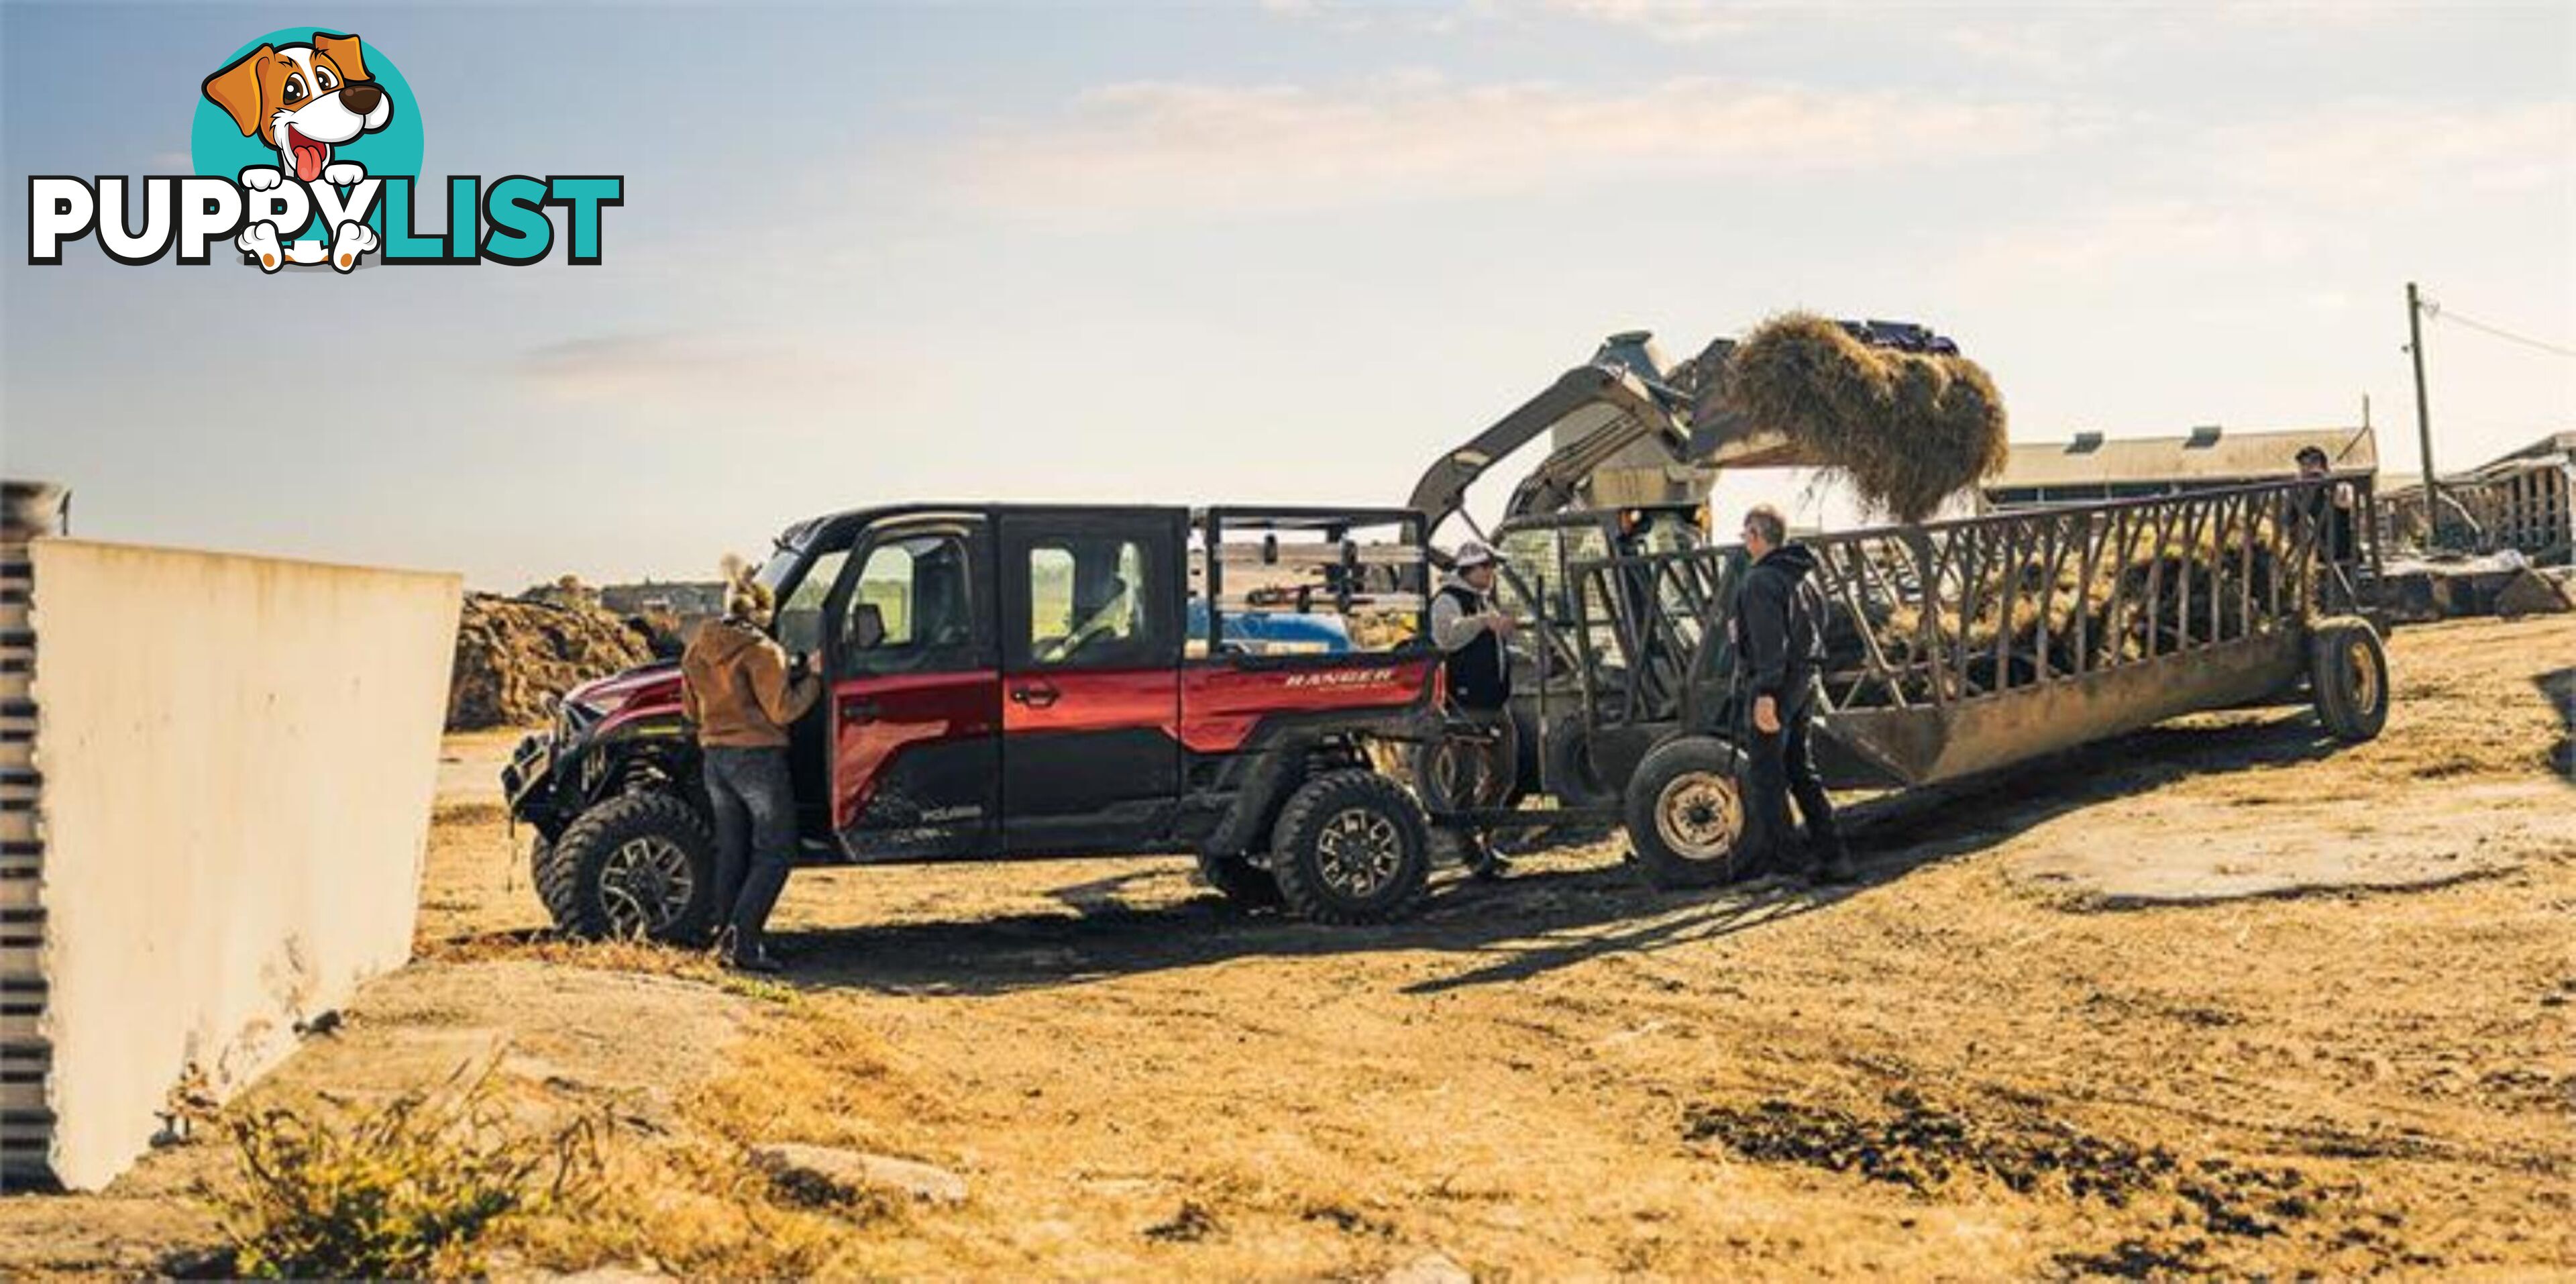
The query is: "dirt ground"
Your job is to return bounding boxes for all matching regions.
[5,616,2571,1279]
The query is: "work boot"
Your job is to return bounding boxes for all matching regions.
[725,945,786,975]
[1809,839,1860,887]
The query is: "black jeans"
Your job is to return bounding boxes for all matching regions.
[702,745,794,959]
[1744,681,1840,872]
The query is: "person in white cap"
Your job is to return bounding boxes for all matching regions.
[1432,540,1516,710]
[1426,541,1519,838]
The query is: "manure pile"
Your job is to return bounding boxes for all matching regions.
[449,592,653,729]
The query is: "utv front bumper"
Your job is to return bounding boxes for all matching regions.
[500,730,555,814]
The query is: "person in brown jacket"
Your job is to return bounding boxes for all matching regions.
[681,559,821,972]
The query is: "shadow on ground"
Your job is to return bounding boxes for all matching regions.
[2538,666,2573,778]
[433,710,2350,997]
[572,707,2345,998]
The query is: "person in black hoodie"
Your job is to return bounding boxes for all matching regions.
[2295,445,2359,563]
[1732,504,1857,885]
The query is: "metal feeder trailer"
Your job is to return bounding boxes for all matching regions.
[1454,474,2391,886]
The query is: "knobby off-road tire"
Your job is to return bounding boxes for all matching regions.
[544,792,718,943]
[1541,718,1619,809]
[1195,851,1286,912]
[2309,617,2389,743]
[1269,769,1432,925]
[1408,726,1518,815]
[530,835,583,928]
[1623,735,1752,891]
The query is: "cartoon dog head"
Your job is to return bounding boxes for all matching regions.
[202,33,392,184]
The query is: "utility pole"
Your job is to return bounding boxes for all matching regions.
[2405,282,2439,533]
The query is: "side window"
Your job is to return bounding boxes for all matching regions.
[775,549,848,655]
[1022,533,1163,669]
[1027,546,1077,650]
[843,533,980,675]
[856,544,917,647]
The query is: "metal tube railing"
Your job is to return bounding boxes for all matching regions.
[1562,476,2373,727]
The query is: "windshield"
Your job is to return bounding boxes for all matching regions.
[777,548,848,653]
[747,535,848,655]
[754,543,800,594]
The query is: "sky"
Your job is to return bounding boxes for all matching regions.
[3,0,2570,590]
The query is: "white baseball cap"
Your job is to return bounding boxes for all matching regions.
[1454,540,1498,569]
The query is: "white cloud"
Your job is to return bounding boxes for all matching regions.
[1941,23,2089,79]
[512,334,870,419]
[1946,97,2573,287]
[1252,0,1784,42]
[1253,0,1494,36]
[1537,0,2492,71]
[2203,100,2575,201]
[950,75,2070,216]
[1954,199,2325,286]
[1540,0,1767,42]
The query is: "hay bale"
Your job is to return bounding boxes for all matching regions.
[1662,337,1732,404]
[1721,313,2008,522]
[1866,511,2290,701]
[447,592,653,730]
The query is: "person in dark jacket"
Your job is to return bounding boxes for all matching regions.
[1428,540,1518,867]
[680,557,822,972]
[1432,539,1515,712]
[2294,445,2364,610]
[2296,445,2359,564]
[1731,505,1856,885]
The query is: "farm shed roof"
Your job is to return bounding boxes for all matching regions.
[1987,425,2377,492]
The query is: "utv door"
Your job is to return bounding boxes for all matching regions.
[996,510,1186,855]
[769,541,851,845]
[824,517,1002,860]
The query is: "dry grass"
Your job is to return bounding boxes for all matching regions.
[1725,313,2009,522]
[417,930,725,979]
[498,998,944,1277]
[208,1069,604,1279]
[682,1000,932,1150]
[498,1138,871,1279]
[8,620,2569,1279]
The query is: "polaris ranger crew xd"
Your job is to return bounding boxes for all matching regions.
[504,504,1447,939]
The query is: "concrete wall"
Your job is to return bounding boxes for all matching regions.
[28,540,459,1189]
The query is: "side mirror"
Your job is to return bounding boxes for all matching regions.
[850,602,887,651]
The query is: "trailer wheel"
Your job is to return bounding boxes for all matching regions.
[1540,719,1619,808]
[548,792,718,943]
[1623,735,1751,890]
[1409,722,1519,814]
[1270,770,1432,924]
[2310,617,2389,742]
[1195,851,1285,912]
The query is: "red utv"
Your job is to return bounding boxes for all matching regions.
[502,504,1449,938]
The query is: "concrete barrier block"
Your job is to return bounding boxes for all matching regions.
[16,539,460,1190]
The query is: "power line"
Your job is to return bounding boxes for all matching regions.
[2419,298,2576,360]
